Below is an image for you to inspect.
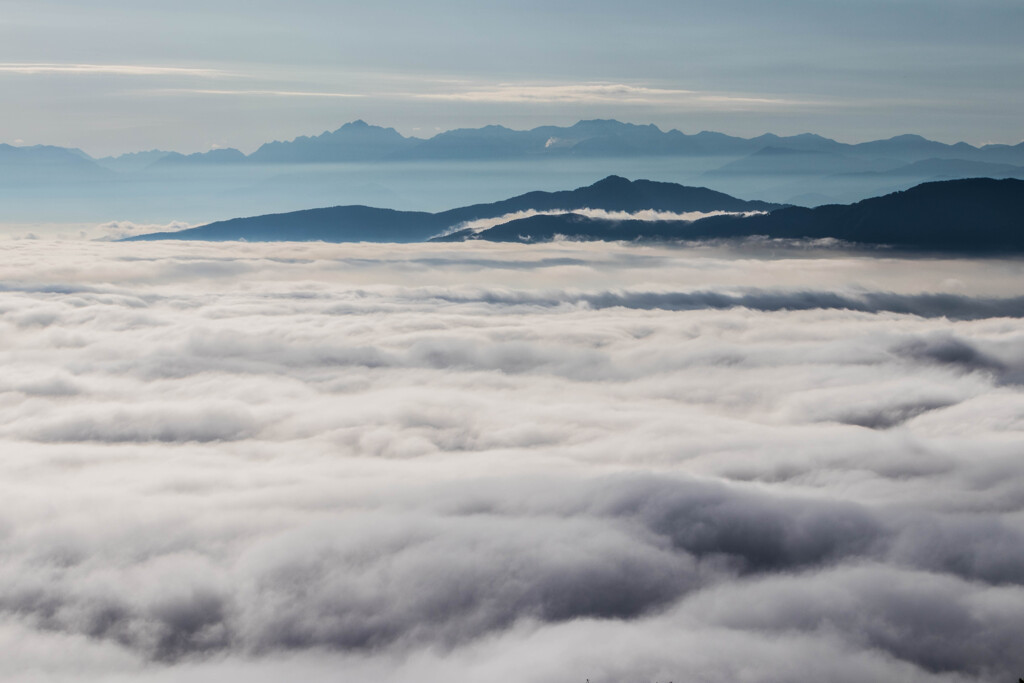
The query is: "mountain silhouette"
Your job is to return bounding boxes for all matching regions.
[128,205,440,242]
[5,120,1024,181]
[748,132,848,154]
[837,157,1024,181]
[0,144,113,184]
[150,148,247,167]
[249,120,421,163]
[395,124,541,160]
[449,178,1024,253]
[122,176,782,242]
[436,175,780,223]
[94,150,174,172]
[851,133,978,160]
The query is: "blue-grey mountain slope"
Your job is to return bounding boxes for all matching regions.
[122,176,783,242]
[149,148,247,167]
[435,175,779,224]
[248,119,1024,165]
[5,119,1024,186]
[93,150,174,172]
[4,121,1023,226]
[0,144,114,184]
[839,158,1024,181]
[443,178,1024,253]
[248,120,421,163]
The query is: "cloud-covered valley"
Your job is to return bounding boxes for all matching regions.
[1,239,1022,682]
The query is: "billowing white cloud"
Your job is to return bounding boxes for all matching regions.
[0,239,1022,681]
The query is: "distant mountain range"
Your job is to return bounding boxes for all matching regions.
[149,148,248,168]
[9,119,1024,173]
[0,143,114,184]
[124,176,1024,253]
[124,176,783,243]
[5,120,1023,219]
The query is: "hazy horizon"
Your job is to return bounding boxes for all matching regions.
[2,0,1022,155]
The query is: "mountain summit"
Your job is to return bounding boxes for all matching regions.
[450,178,1024,253]
[248,120,420,163]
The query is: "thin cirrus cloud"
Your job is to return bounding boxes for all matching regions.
[408,82,817,108]
[0,62,224,77]
[161,80,814,109]
[160,88,365,98]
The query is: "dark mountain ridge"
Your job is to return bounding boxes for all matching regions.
[450,178,1024,253]
[435,175,779,225]
[122,176,783,243]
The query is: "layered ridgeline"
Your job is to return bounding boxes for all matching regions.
[437,178,1024,253]
[6,121,1024,219]
[123,176,781,242]
[248,120,1024,165]
[124,176,1024,253]
[11,119,1024,173]
[0,143,114,184]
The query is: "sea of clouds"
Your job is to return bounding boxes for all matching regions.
[1,239,1022,682]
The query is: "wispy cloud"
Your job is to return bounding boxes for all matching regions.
[421,83,699,104]
[409,82,816,109]
[0,62,223,77]
[161,88,365,98]
[27,69,814,111]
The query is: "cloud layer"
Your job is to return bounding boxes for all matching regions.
[1,239,1022,682]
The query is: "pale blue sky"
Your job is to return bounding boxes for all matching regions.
[2,0,1021,154]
